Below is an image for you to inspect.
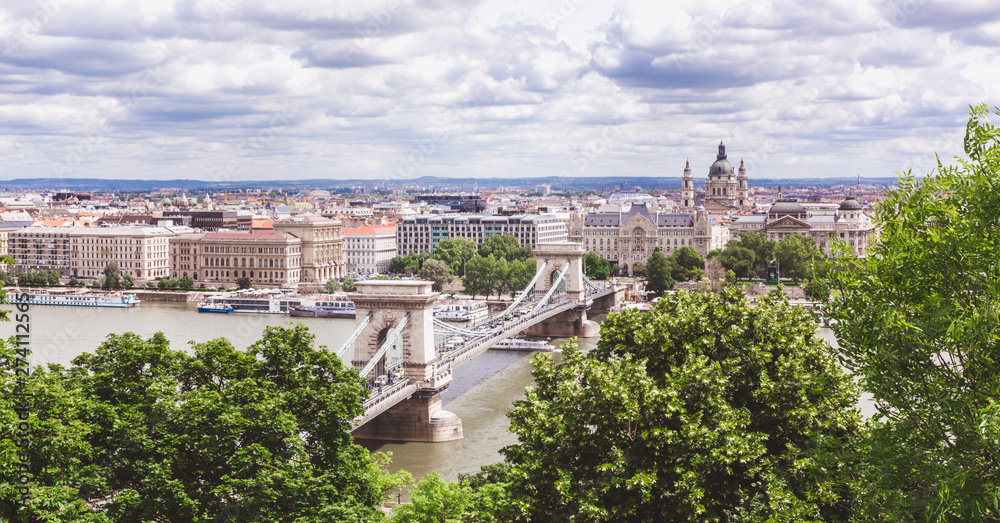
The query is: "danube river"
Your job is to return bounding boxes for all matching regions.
[2,300,598,482]
[3,300,862,483]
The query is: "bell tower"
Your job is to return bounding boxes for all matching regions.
[681,159,694,209]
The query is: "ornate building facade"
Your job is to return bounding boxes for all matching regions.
[581,204,729,275]
[730,196,875,256]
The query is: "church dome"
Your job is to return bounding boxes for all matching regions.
[709,141,734,176]
[769,199,806,216]
[838,196,862,211]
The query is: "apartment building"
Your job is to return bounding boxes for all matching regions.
[343,224,397,275]
[396,214,567,256]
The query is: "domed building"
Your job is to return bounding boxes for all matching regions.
[730,194,876,257]
[681,141,750,212]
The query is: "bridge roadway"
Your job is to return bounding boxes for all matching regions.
[352,286,615,430]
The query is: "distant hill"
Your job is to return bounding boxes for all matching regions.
[0,176,899,192]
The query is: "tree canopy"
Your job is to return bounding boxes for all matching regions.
[433,238,477,275]
[478,234,532,262]
[583,252,610,281]
[417,258,451,292]
[501,288,863,521]
[774,233,825,283]
[0,325,409,521]
[827,103,1000,520]
[643,247,672,296]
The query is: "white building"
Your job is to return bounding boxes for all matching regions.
[730,195,875,256]
[8,226,186,280]
[343,224,397,275]
[396,214,568,256]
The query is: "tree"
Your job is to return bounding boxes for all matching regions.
[504,258,536,296]
[631,262,645,277]
[103,262,121,290]
[389,473,469,523]
[0,325,411,522]
[0,271,14,286]
[644,247,673,296]
[463,255,499,299]
[433,238,477,275]
[774,233,825,284]
[342,277,357,293]
[324,278,340,293]
[388,255,411,275]
[733,231,776,276]
[417,258,451,292]
[583,253,610,281]
[826,103,1000,520]
[47,271,61,286]
[16,269,49,286]
[177,275,194,290]
[709,244,757,280]
[235,276,252,290]
[122,273,135,289]
[503,288,863,521]
[479,234,532,262]
[803,277,829,301]
[673,246,704,273]
[68,277,83,287]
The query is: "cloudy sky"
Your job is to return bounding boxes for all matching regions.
[0,0,997,183]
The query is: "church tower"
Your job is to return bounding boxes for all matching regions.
[737,157,749,207]
[681,159,694,209]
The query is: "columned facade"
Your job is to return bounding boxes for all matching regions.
[273,215,345,282]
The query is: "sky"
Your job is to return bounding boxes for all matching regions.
[0,0,998,183]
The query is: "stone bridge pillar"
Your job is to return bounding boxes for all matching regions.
[528,243,600,338]
[348,280,462,442]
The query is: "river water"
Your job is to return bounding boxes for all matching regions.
[4,301,862,483]
[2,300,598,482]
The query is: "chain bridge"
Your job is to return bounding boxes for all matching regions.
[336,243,619,442]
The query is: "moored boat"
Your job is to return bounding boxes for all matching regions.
[11,290,140,308]
[197,302,234,313]
[289,294,357,318]
[198,289,303,314]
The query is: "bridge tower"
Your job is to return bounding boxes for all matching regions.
[527,242,601,338]
[349,280,462,443]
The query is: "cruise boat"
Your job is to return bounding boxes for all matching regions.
[490,337,554,352]
[197,289,303,314]
[289,294,357,319]
[434,301,489,322]
[197,302,234,313]
[12,291,140,308]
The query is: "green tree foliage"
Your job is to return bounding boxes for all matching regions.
[433,238,477,275]
[0,325,410,521]
[803,277,829,302]
[644,248,673,296]
[324,277,341,293]
[102,262,121,290]
[463,255,503,299]
[504,258,536,295]
[503,288,862,521]
[389,253,431,275]
[478,234,532,262]
[733,231,776,276]
[827,103,1000,520]
[46,271,60,286]
[583,253,610,281]
[16,269,51,286]
[68,277,83,287]
[178,275,194,290]
[0,271,14,286]
[709,244,757,280]
[235,276,252,290]
[342,277,358,293]
[389,473,468,523]
[774,233,825,284]
[417,258,451,292]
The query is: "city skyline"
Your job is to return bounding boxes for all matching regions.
[1,0,997,182]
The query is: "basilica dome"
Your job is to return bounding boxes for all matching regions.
[709,141,734,176]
